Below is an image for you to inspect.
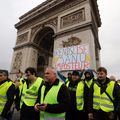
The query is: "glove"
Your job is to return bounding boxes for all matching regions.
[107,112,114,120]
[88,113,94,120]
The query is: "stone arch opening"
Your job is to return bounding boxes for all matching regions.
[34,27,54,76]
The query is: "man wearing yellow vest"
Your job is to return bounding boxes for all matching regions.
[77,69,94,120]
[0,70,16,120]
[65,70,87,120]
[34,67,70,120]
[20,67,43,120]
[88,67,120,120]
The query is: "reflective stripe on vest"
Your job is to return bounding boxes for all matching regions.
[40,81,65,120]
[20,77,42,107]
[66,78,68,83]
[66,81,69,87]
[76,81,84,110]
[93,81,115,112]
[0,81,13,114]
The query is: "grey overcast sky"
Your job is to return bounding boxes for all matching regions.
[0,0,120,79]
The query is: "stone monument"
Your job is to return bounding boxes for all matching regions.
[10,0,101,79]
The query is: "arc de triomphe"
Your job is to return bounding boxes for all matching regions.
[10,0,101,78]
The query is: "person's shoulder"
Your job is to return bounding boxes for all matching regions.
[7,79,15,86]
[8,81,16,90]
[37,77,43,80]
[7,78,13,82]
[61,83,68,90]
[59,84,69,95]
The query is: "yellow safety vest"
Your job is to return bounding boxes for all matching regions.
[76,81,84,110]
[40,81,65,120]
[19,78,25,96]
[85,79,93,88]
[93,81,115,112]
[0,81,13,114]
[20,77,43,108]
[65,78,68,83]
[66,81,69,87]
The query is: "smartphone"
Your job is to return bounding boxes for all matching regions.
[38,104,44,106]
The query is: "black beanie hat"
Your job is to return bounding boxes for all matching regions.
[72,70,79,76]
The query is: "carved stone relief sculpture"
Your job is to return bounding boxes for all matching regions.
[60,8,85,29]
[12,52,22,72]
[62,37,81,47]
[16,32,28,45]
[45,18,57,28]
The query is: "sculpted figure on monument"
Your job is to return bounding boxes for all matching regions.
[62,37,81,47]
[12,52,22,71]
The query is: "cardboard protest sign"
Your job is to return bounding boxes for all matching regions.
[53,44,91,71]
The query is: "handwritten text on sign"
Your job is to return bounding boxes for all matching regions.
[53,44,91,71]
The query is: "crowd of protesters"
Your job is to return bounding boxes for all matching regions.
[0,67,120,120]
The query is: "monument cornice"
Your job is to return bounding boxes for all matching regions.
[13,42,40,50]
[91,0,101,27]
[15,0,66,28]
[15,0,87,29]
[19,0,64,19]
[15,0,101,29]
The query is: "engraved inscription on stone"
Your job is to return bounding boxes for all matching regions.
[16,32,28,45]
[12,52,22,71]
[60,8,85,29]
[62,37,81,47]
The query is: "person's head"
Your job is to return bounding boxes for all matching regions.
[97,67,107,81]
[0,70,8,82]
[16,70,23,79]
[71,70,80,81]
[109,75,116,81]
[84,69,94,80]
[25,67,37,81]
[67,72,72,79]
[44,67,57,84]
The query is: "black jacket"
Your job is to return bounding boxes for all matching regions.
[66,79,80,111]
[88,77,120,113]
